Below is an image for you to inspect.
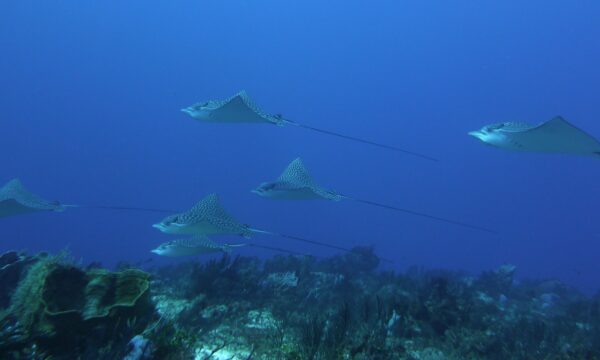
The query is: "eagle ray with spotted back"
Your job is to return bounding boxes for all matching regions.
[153,193,254,238]
[181,90,438,161]
[469,116,600,156]
[0,179,66,219]
[152,193,368,254]
[151,235,246,257]
[253,158,496,234]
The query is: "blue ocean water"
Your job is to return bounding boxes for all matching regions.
[1,1,599,293]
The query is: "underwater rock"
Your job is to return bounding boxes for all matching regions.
[495,263,516,278]
[476,291,494,305]
[153,293,206,321]
[194,345,252,360]
[477,263,517,296]
[191,319,256,360]
[261,271,298,291]
[303,271,345,303]
[531,292,563,317]
[124,335,154,360]
[201,304,229,320]
[408,347,448,360]
[539,292,560,308]
[245,309,280,332]
[498,293,508,304]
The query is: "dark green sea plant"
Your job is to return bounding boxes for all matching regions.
[299,313,327,359]
[183,254,262,300]
[39,266,153,356]
[0,252,155,358]
[146,319,196,359]
[5,252,67,335]
[0,252,69,358]
[318,246,380,277]
[0,251,37,310]
[4,248,599,359]
[263,254,316,278]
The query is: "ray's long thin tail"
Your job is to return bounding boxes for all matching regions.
[250,228,352,252]
[63,204,176,214]
[248,243,314,257]
[227,243,248,248]
[250,228,394,263]
[340,195,497,234]
[282,118,438,162]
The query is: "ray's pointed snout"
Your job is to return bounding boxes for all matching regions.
[251,182,273,196]
[468,130,485,141]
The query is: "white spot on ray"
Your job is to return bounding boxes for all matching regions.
[152,193,253,238]
[469,116,600,156]
[0,179,65,219]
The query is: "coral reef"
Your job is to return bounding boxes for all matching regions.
[146,250,600,359]
[0,251,155,359]
[1,249,599,359]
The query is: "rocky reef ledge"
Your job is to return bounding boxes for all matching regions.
[1,248,599,359]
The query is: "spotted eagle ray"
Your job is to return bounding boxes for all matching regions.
[0,178,180,220]
[469,116,600,156]
[252,158,496,234]
[151,235,246,257]
[151,235,312,257]
[181,90,438,161]
[152,193,368,253]
[0,179,67,218]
